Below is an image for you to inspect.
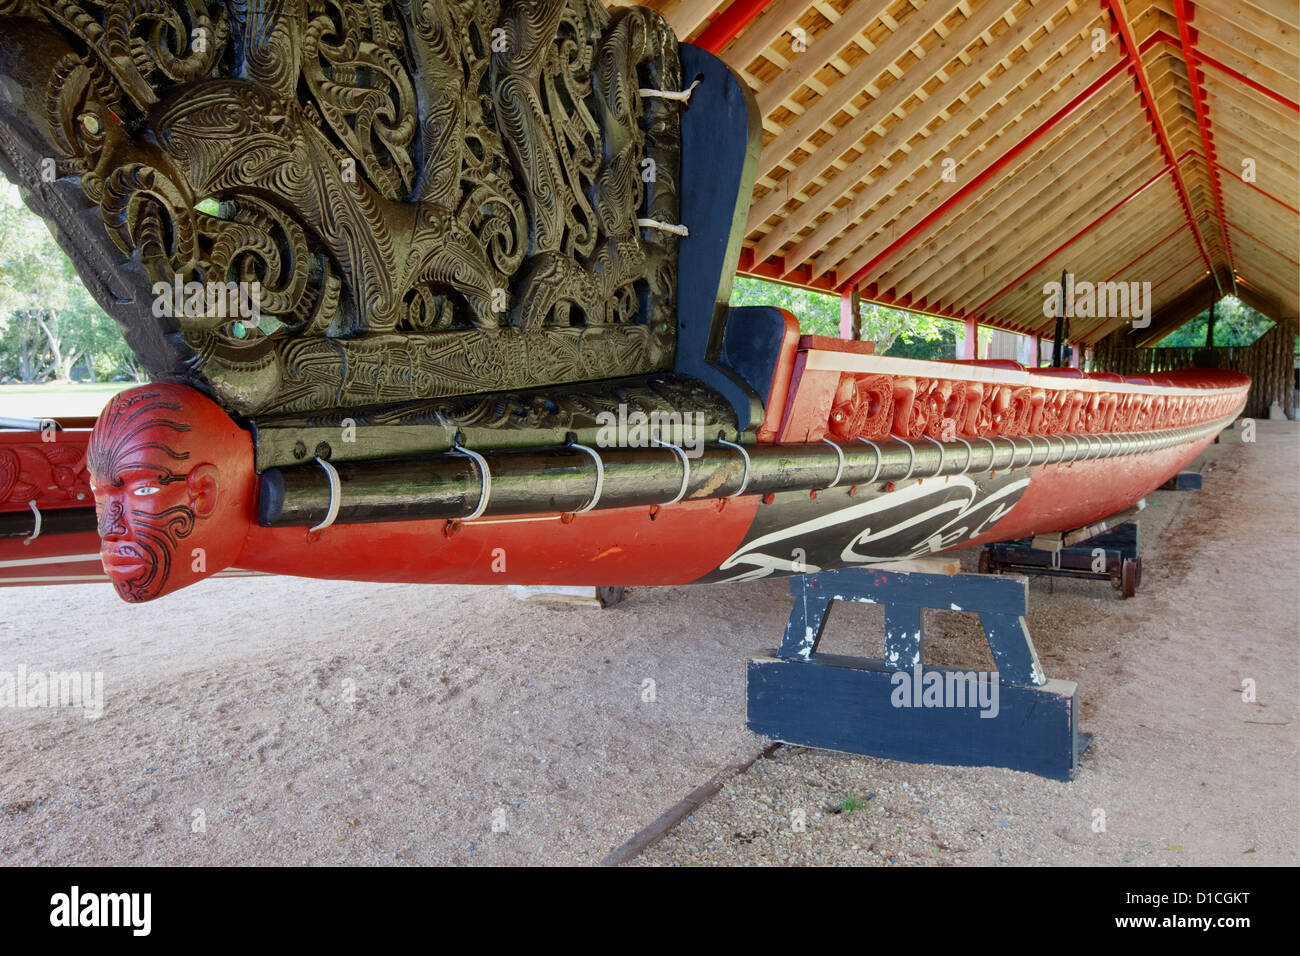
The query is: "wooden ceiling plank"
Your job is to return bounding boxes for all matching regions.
[955,186,1195,323]
[818,48,1123,283]
[930,152,1172,310]
[1194,31,1300,105]
[1199,0,1298,61]
[1233,0,1300,30]
[752,1,965,187]
[773,0,1093,270]
[1210,123,1300,180]
[1207,79,1300,135]
[722,0,821,69]
[745,0,1004,231]
[755,0,893,115]
[666,0,724,38]
[1229,225,1300,269]
[892,110,1152,300]
[888,95,1151,294]
[1194,7,1299,90]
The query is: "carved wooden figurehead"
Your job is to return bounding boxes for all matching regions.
[0,0,688,415]
[87,383,255,602]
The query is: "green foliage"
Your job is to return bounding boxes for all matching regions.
[729,276,843,337]
[883,330,958,361]
[0,182,144,384]
[1154,297,1274,348]
[836,794,867,814]
[730,276,953,353]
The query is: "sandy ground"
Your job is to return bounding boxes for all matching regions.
[638,421,1300,866]
[1,422,1295,866]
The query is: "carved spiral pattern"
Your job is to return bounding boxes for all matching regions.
[10,0,683,414]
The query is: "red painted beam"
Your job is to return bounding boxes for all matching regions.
[972,158,1182,315]
[695,0,775,54]
[737,247,841,293]
[874,294,1034,336]
[1102,0,1219,291]
[1173,0,1236,287]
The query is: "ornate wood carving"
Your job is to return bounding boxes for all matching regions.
[0,0,684,415]
[248,372,739,469]
[0,436,92,510]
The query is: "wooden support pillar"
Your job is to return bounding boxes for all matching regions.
[960,316,978,360]
[839,289,860,340]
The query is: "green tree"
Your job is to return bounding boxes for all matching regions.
[1155,297,1274,348]
[729,276,950,353]
[0,183,143,382]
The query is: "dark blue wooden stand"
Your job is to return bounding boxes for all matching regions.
[981,522,1142,597]
[747,567,1089,781]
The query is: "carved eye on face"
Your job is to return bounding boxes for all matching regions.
[132,485,161,497]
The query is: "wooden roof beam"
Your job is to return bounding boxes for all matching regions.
[1201,0,1298,60]
[1192,3,1298,79]
[745,0,994,233]
[1102,0,1222,294]
[665,0,720,39]
[940,145,1176,312]
[754,0,900,119]
[767,0,1083,270]
[715,0,815,67]
[1171,24,1300,105]
[1174,0,1238,294]
[970,159,1180,315]
[890,104,1150,300]
[835,42,1136,293]
[749,0,963,197]
[819,43,1123,284]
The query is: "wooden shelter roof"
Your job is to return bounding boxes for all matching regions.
[616,0,1299,343]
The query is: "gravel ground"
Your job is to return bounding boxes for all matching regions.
[0,423,1294,866]
[0,578,772,864]
[637,422,1299,865]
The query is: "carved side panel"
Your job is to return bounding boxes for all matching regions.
[0,0,683,415]
[0,434,92,511]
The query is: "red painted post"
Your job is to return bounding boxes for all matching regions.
[960,317,978,360]
[840,291,855,339]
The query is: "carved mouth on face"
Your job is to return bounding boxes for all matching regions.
[101,546,144,573]
[99,543,157,598]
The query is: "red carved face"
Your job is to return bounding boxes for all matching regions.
[88,384,253,603]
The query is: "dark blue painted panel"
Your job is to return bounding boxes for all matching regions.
[748,654,1083,781]
[674,43,764,433]
[720,306,790,406]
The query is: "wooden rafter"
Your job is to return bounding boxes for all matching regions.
[623,0,1299,336]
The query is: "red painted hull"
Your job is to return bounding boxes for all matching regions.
[1,429,1219,589]
[1,362,1248,593]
